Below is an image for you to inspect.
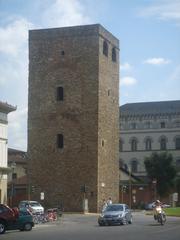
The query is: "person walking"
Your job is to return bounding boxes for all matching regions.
[107,197,112,205]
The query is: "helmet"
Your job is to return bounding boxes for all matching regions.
[156,200,160,204]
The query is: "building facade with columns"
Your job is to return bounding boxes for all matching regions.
[0,101,16,204]
[119,100,180,205]
[120,100,180,177]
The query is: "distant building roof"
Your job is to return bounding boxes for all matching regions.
[8,148,27,164]
[8,148,26,155]
[0,101,16,114]
[120,100,180,117]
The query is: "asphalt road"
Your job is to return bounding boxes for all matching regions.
[1,212,180,240]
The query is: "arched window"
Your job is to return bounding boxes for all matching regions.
[112,47,116,62]
[103,41,108,56]
[160,121,166,128]
[145,121,151,129]
[131,122,137,130]
[119,139,124,152]
[131,139,137,151]
[145,138,152,150]
[119,159,124,169]
[131,160,138,173]
[160,137,167,150]
[175,137,180,150]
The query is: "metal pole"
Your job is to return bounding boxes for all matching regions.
[121,186,124,203]
[129,168,132,209]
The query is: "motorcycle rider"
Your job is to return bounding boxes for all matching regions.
[153,200,162,220]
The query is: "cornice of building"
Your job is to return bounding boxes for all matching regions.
[0,101,17,114]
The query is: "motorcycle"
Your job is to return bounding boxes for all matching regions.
[154,206,166,225]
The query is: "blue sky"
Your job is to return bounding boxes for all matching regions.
[0,0,180,151]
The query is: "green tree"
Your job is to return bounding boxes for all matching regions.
[144,152,176,198]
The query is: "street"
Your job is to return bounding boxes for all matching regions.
[1,212,180,240]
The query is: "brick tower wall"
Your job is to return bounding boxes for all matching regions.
[97,27,119,209]
[28,24,119,212]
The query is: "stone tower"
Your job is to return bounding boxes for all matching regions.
[28,24,119,212]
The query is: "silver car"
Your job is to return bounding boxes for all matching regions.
[98,204,132,226]
[19,201,44,214]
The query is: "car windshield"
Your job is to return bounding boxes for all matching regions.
[30,202,41,207]
[105,205,123,212]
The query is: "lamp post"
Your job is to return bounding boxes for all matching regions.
[128,164,132,209]
[10,161,16,207]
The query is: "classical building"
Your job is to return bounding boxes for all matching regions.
[7,148,28,207]
[28,24,119,212]
[119,100,180,205]
[0,101,16,204]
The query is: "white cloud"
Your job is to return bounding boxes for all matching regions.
[0,0,92,151]
[8,108,27,151]
[120,62,132,71]
[120,76,137,86]
[0,17,32,90]
[143,57,171,65]
[0,18,32,57]
[139,0,180,26]
[41,0,91,28]
[0,17,32,150]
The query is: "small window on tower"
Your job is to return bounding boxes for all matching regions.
[103,41,108,56]
[61,50,65,56]
[57,134,64,149]
[112,47,116,62]
[57,87,64,101]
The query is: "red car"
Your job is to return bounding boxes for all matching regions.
[0,204,34,234]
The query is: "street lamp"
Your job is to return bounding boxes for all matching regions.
[10,161,16,207]
[128,164,132,209]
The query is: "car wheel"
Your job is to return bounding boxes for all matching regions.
[128,216,133,224]
[24,223,32,231]
[0,222,6,234]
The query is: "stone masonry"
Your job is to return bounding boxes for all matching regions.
[28,24,119,212]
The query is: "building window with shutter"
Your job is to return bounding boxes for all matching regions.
[119,139,123,152]
[160,137,167,150]
[145,138,152,150]
[131,139,137,151]
[131,160,138,173]
[175,137,180,150]
[160,121,165,128]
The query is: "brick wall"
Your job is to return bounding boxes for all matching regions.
[28,24,119,212]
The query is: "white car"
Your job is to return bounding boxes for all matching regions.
[19,201,44,214]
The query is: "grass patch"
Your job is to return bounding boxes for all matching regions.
[164,207,180,217]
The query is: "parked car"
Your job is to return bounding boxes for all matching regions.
[0,204,34,234]
[145,202,155,210]
[98,203,133,226]
[19,200,44,214]
[145,202,171,210]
